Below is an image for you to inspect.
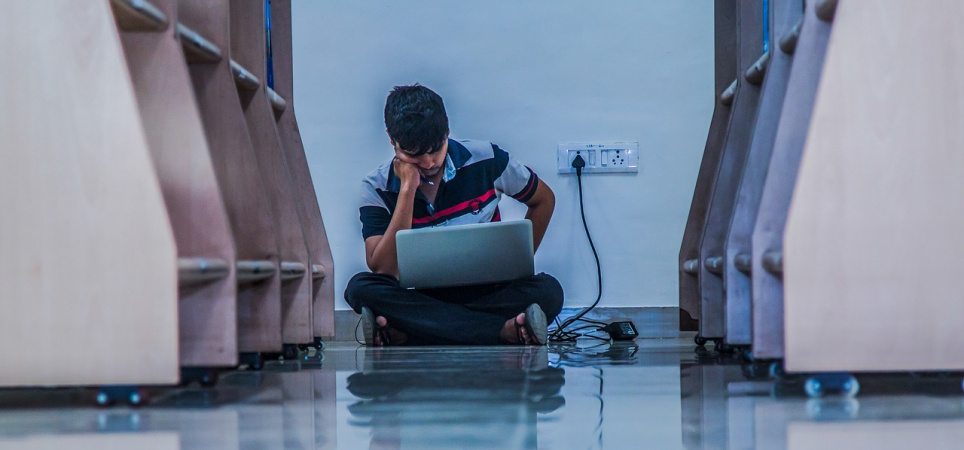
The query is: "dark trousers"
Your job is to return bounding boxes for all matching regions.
[344,272,564,345]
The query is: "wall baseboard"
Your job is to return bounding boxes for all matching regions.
[332,306,680,342]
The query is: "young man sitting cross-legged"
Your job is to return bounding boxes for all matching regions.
[344,84,564,346]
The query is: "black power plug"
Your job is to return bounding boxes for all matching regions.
[602,321,638,341]
[571,153,587,175]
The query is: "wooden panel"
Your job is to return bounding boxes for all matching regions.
[178,0,284,352]
[270,0,336,339]
[678,0,738,331]
[0,0,178,386]
[722,0,803,346]
[697,0,765,339]
[750,0,834,360]
[784,0,964,372]
[116,0,238,367]
[231,0,313,345]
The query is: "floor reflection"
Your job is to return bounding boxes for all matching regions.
[344,346,564,449]
[0,339,962,448]
[682,346,964,450]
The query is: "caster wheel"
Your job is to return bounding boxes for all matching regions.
[716,341,734,354]
[96,387,148,407]
[240,352,265,370]
[199,371,219,387]
[304,351,325,362]
[282,344,300,360]
[804,378,824,398]
[249,358,264,369]
[694,335,707,347]
[182,368,220,387]
[96,391,114,407]
[313,337,325,351]
[128,390,147,407]
[769,361,785,378]
[741,348,755,362]
[843,377,860,397]
[805,374,859,398]
[742,363,769,380]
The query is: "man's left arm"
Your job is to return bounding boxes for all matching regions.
[524,179,555,253]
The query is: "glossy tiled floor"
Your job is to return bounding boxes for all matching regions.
[1,338,964,449]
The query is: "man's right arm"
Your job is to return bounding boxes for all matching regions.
[365,160,420,277]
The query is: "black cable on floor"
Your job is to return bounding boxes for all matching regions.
[549,160,604,342]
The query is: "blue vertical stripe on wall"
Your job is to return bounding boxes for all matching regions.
[763,0,770,53]
[266,0,274,89]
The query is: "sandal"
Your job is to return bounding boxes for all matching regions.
[360,307,392,346]
[515,304,548,345]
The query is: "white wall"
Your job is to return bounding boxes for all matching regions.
[292,0,713,310]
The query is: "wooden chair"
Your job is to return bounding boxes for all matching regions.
[230,1,314,355]
[178,0,285,360]
[678,0,739,337]
[750,0,836,361]
[0,0,179,392]
[111,0,239,374]
[722,0,803,348]
[270,0,336,342]
[696,0,765,347]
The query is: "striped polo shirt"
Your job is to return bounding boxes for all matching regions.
[359,139,539,239]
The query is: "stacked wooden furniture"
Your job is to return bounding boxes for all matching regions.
[783,0,964,375]
[679,0,766,348]
[270,0,336,343]
[681,0,964,395]
[114,0,239,381]
[178,0,285,369]
[0,0,180,395]
[0,0,333,404]
[723,0,802,350]
[230,0,315,360]
[696,0,765,350]
[750,0,835,362]
[680,0,837,364]
[678,0,738,334]
[680,0,822,355]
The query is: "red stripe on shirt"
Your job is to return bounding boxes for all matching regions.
[512,172,537,200]
[411,189,497,225]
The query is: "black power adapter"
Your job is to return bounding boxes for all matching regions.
[602,321,638,341]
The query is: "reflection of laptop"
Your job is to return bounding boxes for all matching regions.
[396,220,534,289]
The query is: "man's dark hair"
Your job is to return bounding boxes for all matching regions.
[384,84,449,156]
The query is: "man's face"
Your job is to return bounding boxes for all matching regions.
[393,138,449,179]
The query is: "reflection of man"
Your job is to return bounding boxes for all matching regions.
[344,85,564,346]
[346,350,565,449]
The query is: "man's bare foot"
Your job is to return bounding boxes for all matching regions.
[373,316,408,346]
[500,313,538,345]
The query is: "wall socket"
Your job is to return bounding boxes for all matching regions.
[557,142,639,174]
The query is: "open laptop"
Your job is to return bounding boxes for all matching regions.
[396,220,535,289]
